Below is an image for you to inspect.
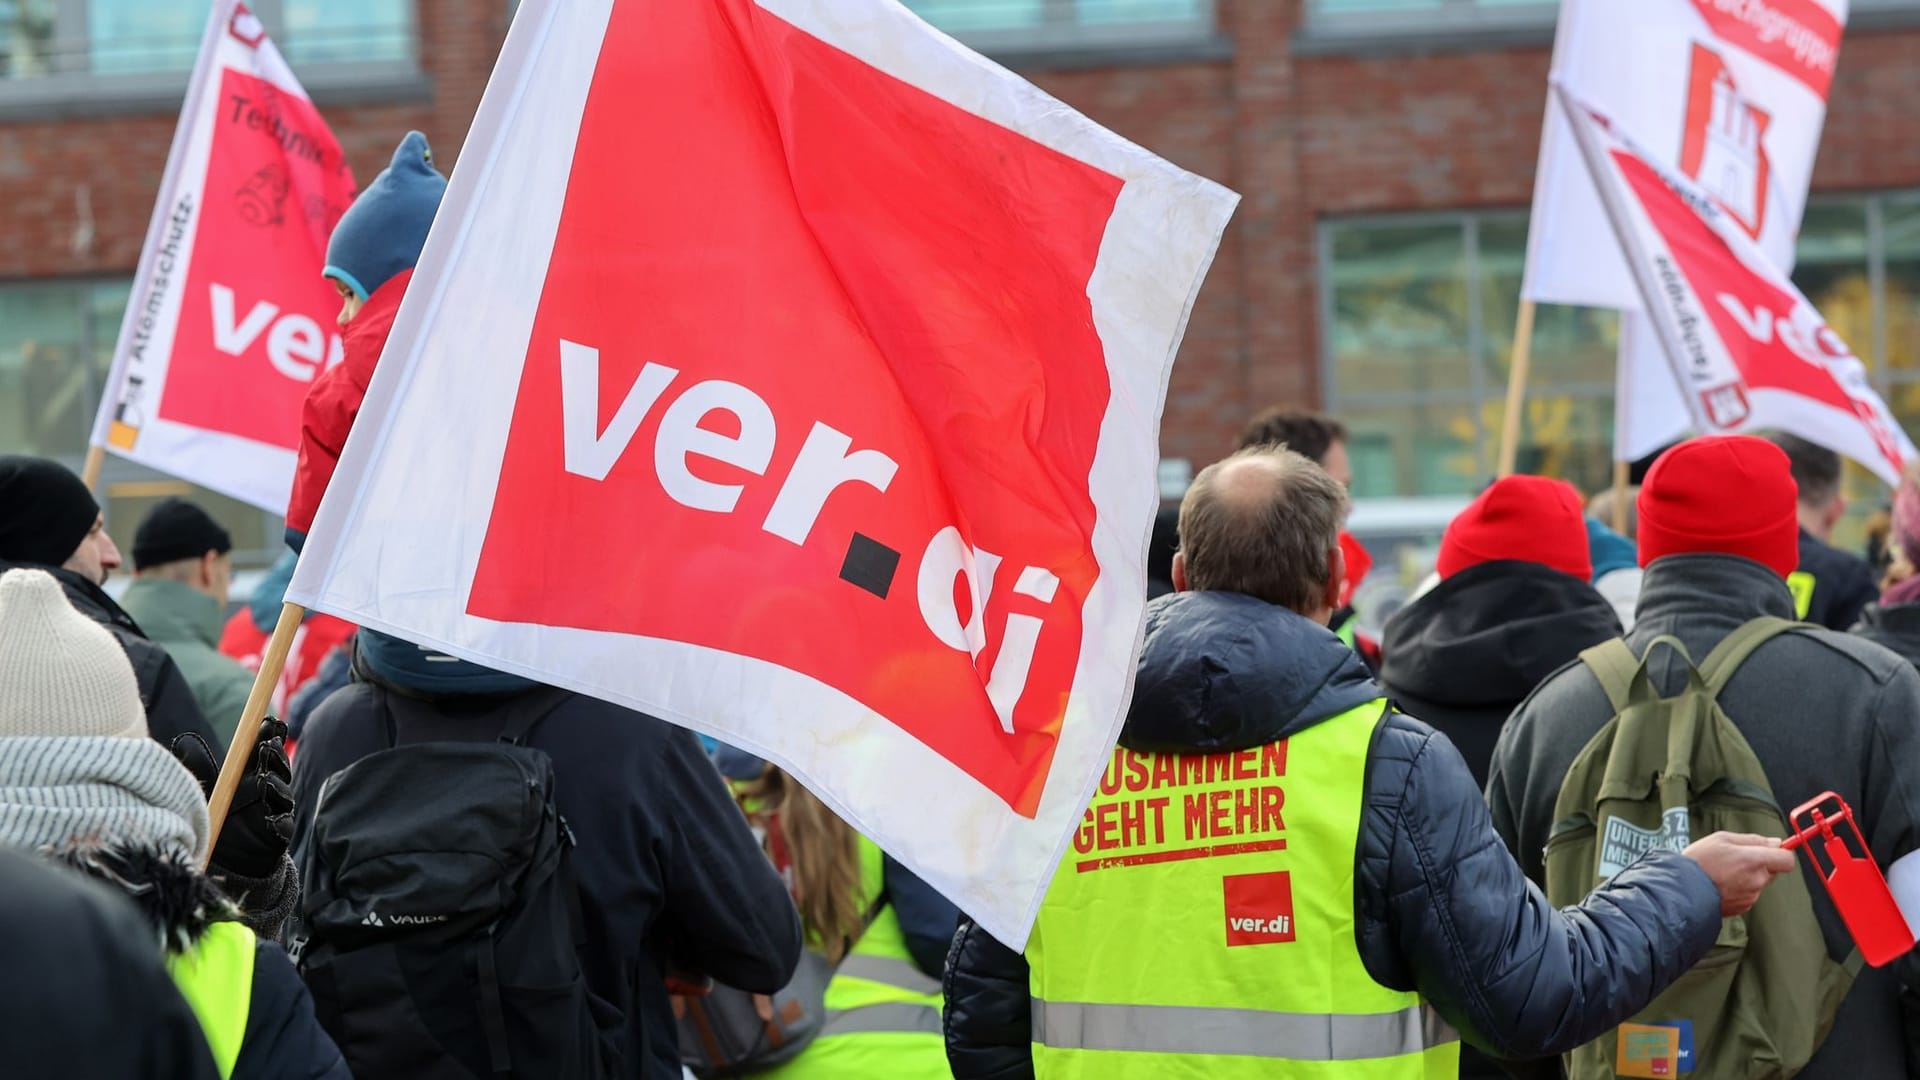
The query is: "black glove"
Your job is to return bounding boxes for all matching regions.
[170,718,294,880]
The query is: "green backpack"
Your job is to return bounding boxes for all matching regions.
[1544,617,1859,1080]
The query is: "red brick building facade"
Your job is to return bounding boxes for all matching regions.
[4,0,1918,553]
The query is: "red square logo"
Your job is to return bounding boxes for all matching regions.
[1224,871,1295,947]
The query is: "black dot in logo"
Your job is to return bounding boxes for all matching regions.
[840,533,900,599]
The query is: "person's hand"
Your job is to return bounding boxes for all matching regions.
[1682,832,1798,916]
[170,718,294,879]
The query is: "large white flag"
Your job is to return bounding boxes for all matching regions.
[285,0,1237,945]
[1522,0,1847,462]
[1557,85,1912,486]
[92,1,356,512]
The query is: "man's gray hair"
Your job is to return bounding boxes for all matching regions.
[1177,445,1350,613]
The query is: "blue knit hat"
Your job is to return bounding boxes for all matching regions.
[323,131,447,301]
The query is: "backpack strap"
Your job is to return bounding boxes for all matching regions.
[1697,616,1803,695]
[1579,639,1644,714]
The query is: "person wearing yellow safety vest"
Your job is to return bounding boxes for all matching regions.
[722,762,958,1078]
[944,447,1800,1080]
[1763,433,1881,631]
[0,567,348,1080]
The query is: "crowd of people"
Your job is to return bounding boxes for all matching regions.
[5,127,1920,1080]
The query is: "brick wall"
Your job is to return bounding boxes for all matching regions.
[4,0,1919,472]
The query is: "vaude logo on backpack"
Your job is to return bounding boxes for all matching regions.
[295,690,621,1079]
[1545,618,1860,1080]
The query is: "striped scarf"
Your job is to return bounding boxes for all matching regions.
[0,736,209,863]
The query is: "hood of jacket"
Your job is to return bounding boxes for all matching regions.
[1379,560,1622,710]
[118,578,222,650]
[1122,590,1382,753]
[352,630,540,700]
[54,841,234,955]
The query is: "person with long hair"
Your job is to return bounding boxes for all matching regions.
[739,765,957,1078]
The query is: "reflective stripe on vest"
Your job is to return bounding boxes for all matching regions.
[1033,999,1457,1061]
[825,1001,944,1036]
[1026,698,1460,1079]
[167,921,256,1080]
[836,953,942,996]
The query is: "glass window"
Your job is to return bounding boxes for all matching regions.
[0,278,279,567]
[1329,194,1920,506]
[900,0,1212,43]
[2,0,416,81]
[0,0,58,77]
[1885,196,1920,378]
[280,0,412,66]
[1306,0,1558,27]
[86,0,200,75]
[1328,222,1472,396]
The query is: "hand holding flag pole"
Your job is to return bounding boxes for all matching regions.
[202,600,305,867]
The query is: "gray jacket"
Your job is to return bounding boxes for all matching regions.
[1490,554,1920,1080]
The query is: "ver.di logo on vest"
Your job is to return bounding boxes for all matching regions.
[1224,870,1296,947]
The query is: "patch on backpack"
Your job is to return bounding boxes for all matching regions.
[1616,1023,1681,1078]
[1598,808,1691,878]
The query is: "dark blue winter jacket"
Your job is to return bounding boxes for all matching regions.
[942,590,1725,1080]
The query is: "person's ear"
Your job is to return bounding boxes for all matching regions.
[1323,543,1347,611]
[200,550,219,589]
[1171,551,1188,593]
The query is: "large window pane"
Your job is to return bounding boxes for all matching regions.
[0,0,58,77]
[1793,200,1874,366]
[901,0,1045,32]
[1484,392,1616,497]
[87,0,202,75]
[281,0,412,65]
[1343,400,1483,498]
[1886,196,1920,378]
[1328,222,1473,396]
[1079,0,1205,22]
[1480,216,1619,387]
[0,280,125,458]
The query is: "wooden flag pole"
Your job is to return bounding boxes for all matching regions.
[1495,299,1538,477]
[203,601,305,867]
[80,444,106,490]
[1610,458,1630,534]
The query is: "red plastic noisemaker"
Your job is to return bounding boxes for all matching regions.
[1781,792,1916,967]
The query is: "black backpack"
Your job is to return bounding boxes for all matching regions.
[295,689,621,1078]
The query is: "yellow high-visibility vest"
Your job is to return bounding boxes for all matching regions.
[167,920,256,1080]
[760,836,950,1079]
[1026,699,1460,1079]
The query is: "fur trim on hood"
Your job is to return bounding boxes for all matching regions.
[53,840,237,955]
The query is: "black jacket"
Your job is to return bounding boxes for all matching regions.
[55,843,347,1080]
[1854,601,1920,670]
[1492,555,1920,1080]
[0,559,219,751]
[1378,561,1621,791]
[1798,528,1880,632]
[944,591,1724,1080]
[292,665,804,1079]
[0,846,220,1080]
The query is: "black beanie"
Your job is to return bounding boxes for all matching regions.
[132,498,232,570]
[0,455,101,568]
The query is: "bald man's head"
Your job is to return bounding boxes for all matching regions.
[1176,446,1349,615]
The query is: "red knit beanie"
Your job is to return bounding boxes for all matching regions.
[1437,475,1592,581]
[1636,435,1800,578]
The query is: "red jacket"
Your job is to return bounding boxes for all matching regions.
[285,270,412,539]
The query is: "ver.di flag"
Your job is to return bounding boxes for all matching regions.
[1556,84,1913,485]
[286,0,1237,946]
[1522,0,1847,463]
[91,0,357,513]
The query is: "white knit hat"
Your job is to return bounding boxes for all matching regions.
[0,569,147,740]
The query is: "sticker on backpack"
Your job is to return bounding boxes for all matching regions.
[1599,807,1691,878]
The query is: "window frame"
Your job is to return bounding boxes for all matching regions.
[0,0,422,114]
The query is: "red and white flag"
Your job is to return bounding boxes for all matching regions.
[92,1,356,512]
[286,0,1237,944]
[1522,0,1848,464]
[1556,84,1913,485]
